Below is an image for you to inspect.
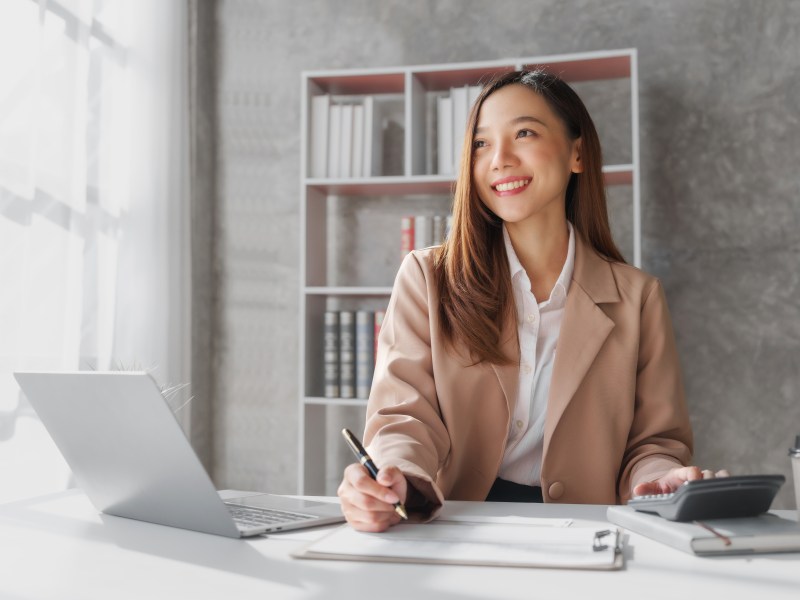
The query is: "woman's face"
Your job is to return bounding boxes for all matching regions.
[472,84,582,228]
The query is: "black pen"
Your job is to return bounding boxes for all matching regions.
[341,428,408,520]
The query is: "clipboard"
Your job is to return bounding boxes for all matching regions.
[292,521,625,570]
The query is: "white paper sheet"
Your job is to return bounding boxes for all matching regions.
[439,515,573,527]
[294,521,622,569]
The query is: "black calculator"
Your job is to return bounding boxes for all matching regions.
[627,474,785,521]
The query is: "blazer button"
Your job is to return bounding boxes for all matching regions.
[548,482,564,500]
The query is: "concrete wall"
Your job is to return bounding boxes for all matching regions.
[210,0,800,507]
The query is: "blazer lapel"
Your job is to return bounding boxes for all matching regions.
[543,234,621,455]
[490,307,521,419]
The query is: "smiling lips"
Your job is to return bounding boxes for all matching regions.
[491,177,532,196]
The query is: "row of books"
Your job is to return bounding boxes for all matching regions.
[310,95,383,179]
[310,84,481,180]
[437,85,482,176]
[400,214,453,257]
[324,310,385,399]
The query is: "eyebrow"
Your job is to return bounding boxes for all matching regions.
[475,115,548,134]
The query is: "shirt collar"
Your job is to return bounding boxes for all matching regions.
[503,225,526,281]
[556,221,575,297]
[503,221,575,301]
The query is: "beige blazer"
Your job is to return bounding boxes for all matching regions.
[364,233,693,515]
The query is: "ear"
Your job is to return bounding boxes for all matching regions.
[570,138,584,174]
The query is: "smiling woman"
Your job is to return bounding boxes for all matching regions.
[0,0,190,503]
[337,69,727,533]
[440,70,625,364]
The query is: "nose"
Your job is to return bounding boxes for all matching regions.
[489,138,518,171]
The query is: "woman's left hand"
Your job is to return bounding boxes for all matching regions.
[632,466,731,497]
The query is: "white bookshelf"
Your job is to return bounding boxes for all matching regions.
[298,49,641,494]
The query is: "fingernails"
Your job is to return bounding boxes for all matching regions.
[385,492,399,504]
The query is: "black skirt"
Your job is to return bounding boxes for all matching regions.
[485,477,543,503]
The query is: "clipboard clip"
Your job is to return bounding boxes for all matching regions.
[593,529,613,552]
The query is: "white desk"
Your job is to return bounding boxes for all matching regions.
[1,490,798,600]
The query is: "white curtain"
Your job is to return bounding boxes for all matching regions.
[0,0,190,503]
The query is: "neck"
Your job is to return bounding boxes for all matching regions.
[505,215,569,290]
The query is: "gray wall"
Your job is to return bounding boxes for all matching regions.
[209,0,800,508]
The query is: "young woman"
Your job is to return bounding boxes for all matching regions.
[338,70,726,532]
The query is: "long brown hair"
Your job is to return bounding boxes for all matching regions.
[433,70,625,365]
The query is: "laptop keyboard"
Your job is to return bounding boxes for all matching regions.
[226,504,318,529]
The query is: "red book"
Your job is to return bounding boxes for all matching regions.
[400,216,414,260]
[374,310,385,365]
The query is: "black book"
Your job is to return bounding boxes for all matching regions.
[339,311,355,399]
[323,311,339,398]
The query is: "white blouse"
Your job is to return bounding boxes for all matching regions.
[497,222,575,486]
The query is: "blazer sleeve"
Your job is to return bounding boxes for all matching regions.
[363,251,450,518]
[618,278,694,502]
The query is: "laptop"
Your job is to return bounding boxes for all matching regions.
[13,371,345,538]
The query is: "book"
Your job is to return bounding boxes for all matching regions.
[432,214,446,246]
[362,96,383,177]
[451,85,469,172]
[339,311,356,398]
[327,104,342,179]
[310,94,329,178]
[363,96,373,177]
[352,104,364,178]
[400,216,414,259]
[468,84,481,112]
[437,95,453,175]
[355,311,374,399]
[340,104,354,178]
[414,215,431,250]
[323,311,339,398]
[425,91,436,175]
[606,505,800,556]
[374,310,385,364]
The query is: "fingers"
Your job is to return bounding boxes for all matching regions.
[632,466,733,500]
[633,477,680,496]
[376,464,405,494]
[343,506,402,532]
[337,463,406,532]
[632,481,660,496]
[701,468,731,479]
[672,465,736,487]
[678,465,703,482]
[346,463,402,504]
[658,466,702,493]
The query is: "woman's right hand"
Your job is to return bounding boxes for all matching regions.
[337,463,408,532]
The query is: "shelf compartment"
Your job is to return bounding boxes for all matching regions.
[522,54,631,82]
[306,286,393,296]
[307,71,405,95]
[304,396,369,407]
[602,164,634,186]
[305,165,632,195]
[411,64,516,92]
[306,175,454,196]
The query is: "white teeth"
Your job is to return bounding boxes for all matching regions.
[495,179,530,192]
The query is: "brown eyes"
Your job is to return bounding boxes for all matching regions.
[472,129,537,151]
[517,129,537,138]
